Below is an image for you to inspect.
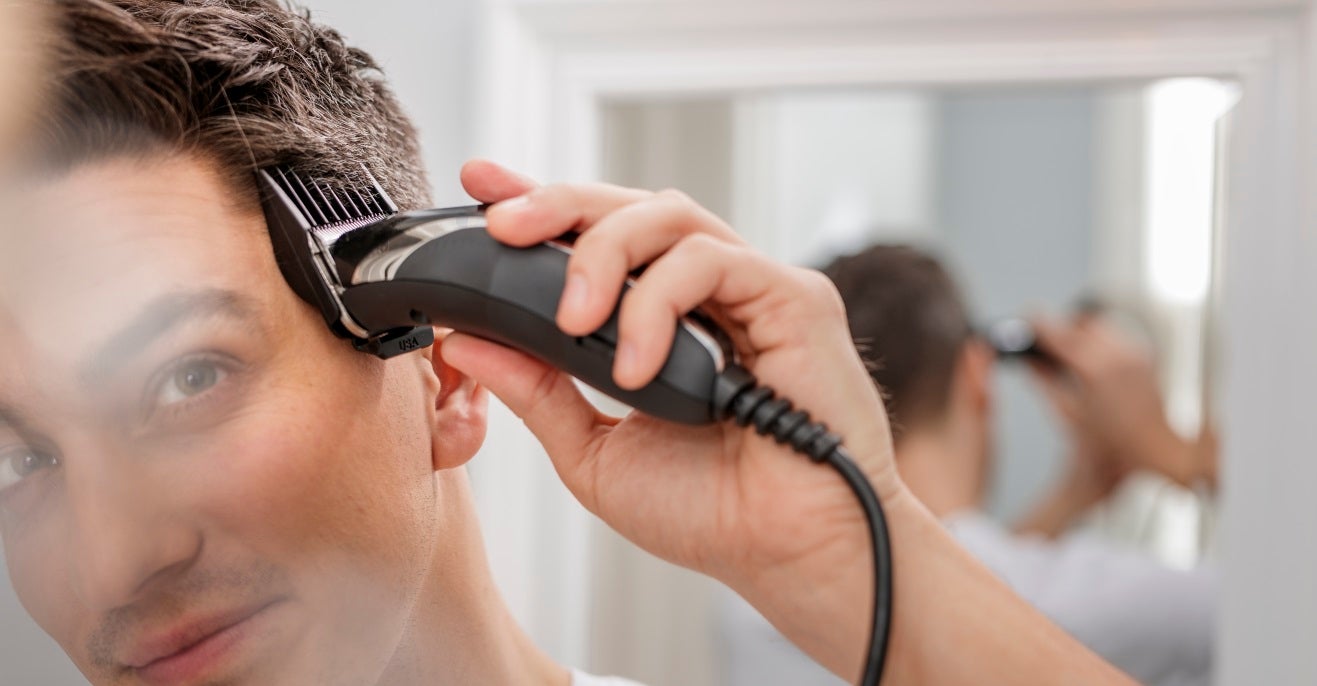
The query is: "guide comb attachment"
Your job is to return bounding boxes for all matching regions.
[256,165,434,359]
[264,166,398,245]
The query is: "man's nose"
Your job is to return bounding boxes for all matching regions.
[63,445,202,612]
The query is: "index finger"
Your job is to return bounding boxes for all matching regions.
[483,182,657,247]
[460,158,539,204]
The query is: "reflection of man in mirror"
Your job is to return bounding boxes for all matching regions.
[822,245,1214,686]
[1,2,636,684]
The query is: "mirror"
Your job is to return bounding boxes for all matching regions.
[590,79,1236,685]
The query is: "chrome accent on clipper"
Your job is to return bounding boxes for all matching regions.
[307,233,373,340]
[352,213,486,284]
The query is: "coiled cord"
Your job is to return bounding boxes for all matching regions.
[713,365,892,686]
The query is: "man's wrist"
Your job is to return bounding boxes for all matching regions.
[725,485,924,682]
[1138,425,1197,486]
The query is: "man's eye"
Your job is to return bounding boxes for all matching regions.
[156,359,228,408]
[0,447,60,492]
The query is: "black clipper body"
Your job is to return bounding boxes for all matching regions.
[256,167,734,425]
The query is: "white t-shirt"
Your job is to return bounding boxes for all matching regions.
[571,670,646,686]
[944,510,1215,686]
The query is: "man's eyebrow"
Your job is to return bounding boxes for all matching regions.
[81,289,264,383]
[0,401,31,435]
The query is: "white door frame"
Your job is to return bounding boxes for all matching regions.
[473,1,1317,681]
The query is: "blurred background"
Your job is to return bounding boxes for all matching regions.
[4,1,1317,684]
[596,79,1233,685]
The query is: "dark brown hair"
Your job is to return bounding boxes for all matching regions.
[34,0,430,209]
[822,245,972,439]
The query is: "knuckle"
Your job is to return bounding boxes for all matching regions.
[656,188,695,207]
[677,231,720,251]
[658,188,745,244]
[525,183,575,216]
[797,269,847,318]
[536,182,572,203]
[667,232,722,262]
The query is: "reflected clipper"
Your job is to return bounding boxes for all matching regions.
[982,318,1050,363]
[256,166,734,425]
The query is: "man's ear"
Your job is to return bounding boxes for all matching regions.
[417,331,489,472]
[958,339,996,418]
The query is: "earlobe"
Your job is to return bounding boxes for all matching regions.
[421,332,490,472]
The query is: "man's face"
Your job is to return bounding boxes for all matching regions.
[0,153,457,685]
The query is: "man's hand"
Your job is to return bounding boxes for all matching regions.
[440,161,1138,685]
[441,159,908,678]
[1030,315,1217,489]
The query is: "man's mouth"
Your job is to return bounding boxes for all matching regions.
[124,598,285,685]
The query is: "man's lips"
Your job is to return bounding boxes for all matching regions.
[123,599,284,684]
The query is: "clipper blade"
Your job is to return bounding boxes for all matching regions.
[263,166,398,248]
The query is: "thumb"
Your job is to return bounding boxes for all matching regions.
[439,333,612,499]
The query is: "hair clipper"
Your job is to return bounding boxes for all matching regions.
[256,167,735,425]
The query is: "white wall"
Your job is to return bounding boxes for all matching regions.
[935,87,1100,521]
[1218,3,1317,683]
[306,0,480,202]
[728,90,938,265]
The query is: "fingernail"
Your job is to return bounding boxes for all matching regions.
[562,273,590,314]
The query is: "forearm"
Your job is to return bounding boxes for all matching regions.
[1139,424,1216,489]
[733,488,1134,685]
[1014,475,1099,539]
[1015,495,1079,539]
